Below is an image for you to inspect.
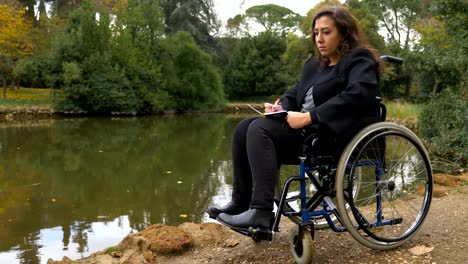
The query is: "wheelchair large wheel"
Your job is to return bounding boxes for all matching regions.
[335,122,433,250]
[289,225,314,264]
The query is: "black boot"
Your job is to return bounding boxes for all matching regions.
[205,201,249,219]
[216,208,274,230]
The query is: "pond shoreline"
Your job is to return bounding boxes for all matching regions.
[0,104,264,122]
[0,104,418,131]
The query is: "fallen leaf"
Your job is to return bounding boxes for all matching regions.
[179,214,188,218]
[409,245,434,255]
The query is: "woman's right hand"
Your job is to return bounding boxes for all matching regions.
[264,101,283,113]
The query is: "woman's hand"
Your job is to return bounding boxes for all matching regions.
[264,101,283,113]
[286,111,312,129]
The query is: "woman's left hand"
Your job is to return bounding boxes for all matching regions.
[286,111,312,129]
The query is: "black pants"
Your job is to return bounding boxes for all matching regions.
[231,117,305,211]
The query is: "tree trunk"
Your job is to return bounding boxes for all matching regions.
[2,77,6,100]
[432,77,440,96]
[404,72,412,99]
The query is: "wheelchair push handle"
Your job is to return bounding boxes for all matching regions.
[380,55,403,65]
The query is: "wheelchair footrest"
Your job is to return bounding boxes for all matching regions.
[230,226,273,241]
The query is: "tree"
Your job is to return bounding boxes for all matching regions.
[159,0,219,51]
[360,0,428,99]
[346,0,387,53]
[50,0,83,17]
[299,0,342,36]
[428,0,468,96]
[244,4,302,35]
[280,34,312,87]
[0,3,33,99]
[225,14,250,38]
[361,0,425,51]
[412,17,459,96]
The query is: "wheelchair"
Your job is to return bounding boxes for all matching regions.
[234,55,433,264]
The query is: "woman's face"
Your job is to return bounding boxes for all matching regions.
[314,15,341,65]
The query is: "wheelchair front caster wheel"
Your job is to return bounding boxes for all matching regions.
[289,226,314,264]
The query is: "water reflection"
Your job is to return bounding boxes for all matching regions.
[0,114,244,263]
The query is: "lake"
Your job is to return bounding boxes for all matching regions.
[0,114,265,263]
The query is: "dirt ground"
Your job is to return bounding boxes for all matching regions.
[49,173,468,264]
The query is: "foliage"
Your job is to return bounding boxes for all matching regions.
[226,14,250,38]
[346,0,387,53]
[411,17,462,97]
[0,3,33,98]
[379,62,406,99]
[354,0,425,99]
[223,31,288,99]
[419,89,468,167]
[1,0,466,117]
[51,0,165,113]
[361,0,425,51]
[409,0,468,97]
[280,34,312,87]
[160,31,224,111]
[0,4,33,57]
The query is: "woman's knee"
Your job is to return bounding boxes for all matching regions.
[247,118,276,138]
[247,118,278,140]
[234,117,259,139]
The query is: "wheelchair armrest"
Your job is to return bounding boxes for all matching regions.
[301,134,318,157]
[302,132,335,165]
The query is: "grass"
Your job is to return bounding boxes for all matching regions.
[383,99,421,120]
[0,87,52,107]
[104,246,120,254]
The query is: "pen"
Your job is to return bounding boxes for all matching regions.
[273,98,280,107]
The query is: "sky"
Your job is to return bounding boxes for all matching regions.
[212,0,324,25]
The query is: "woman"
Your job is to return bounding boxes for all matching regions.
[206,5,382,231]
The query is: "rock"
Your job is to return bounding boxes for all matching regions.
[434,174,462,187]
[409,245,434,256]
[178,222,228,247]
[47,256,73,264]
[135,224,193,254]
[118,248,152,264]
[432,185,450,197]
[224,238,240,248]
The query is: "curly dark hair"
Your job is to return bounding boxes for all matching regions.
[311,5,381,73]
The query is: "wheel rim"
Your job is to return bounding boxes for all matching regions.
[336,122,433,249]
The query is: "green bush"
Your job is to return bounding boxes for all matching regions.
[419,89,468,168]
[160,31,225,111]
[51,1,169,114]
[223,32,288,100]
